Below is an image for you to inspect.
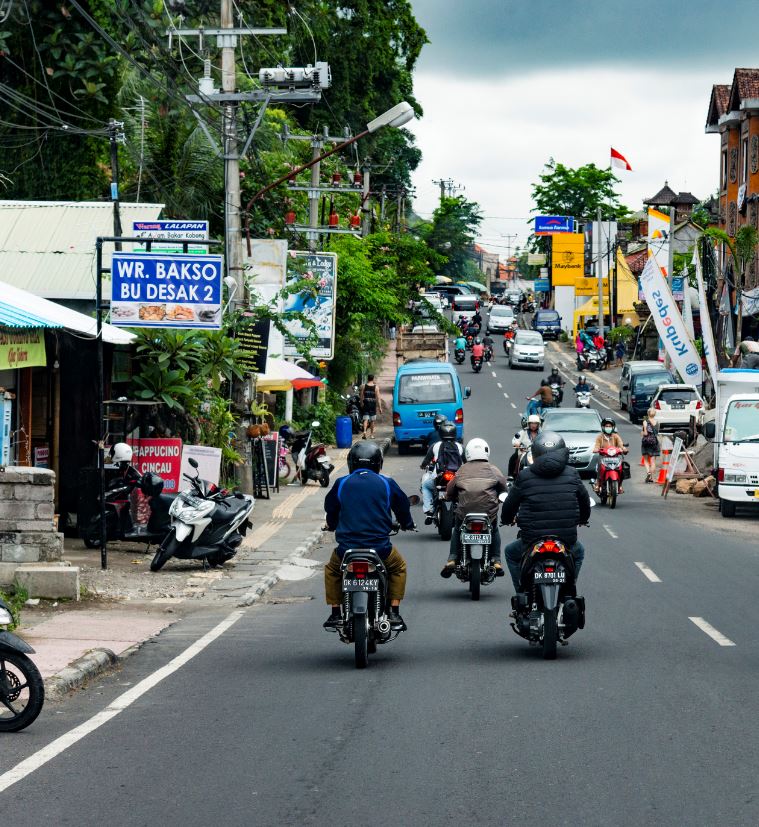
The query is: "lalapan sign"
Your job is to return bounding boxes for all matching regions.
[110,252,223,330]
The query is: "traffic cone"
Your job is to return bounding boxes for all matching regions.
[639,455,646,466]
[656,449,670,485]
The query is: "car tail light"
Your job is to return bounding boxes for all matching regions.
[468,520,486,533]
[442,470,456,482]
[454,408,463,424]
[346,561,375,578]
[393,411,401,426]
[717,467,725,482]
[696,400,703,410]
[654,401,661,410]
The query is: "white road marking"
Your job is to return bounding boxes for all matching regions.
[491,370,497,378]
[497,382,502,389]
[503,392,509,399]
[510,402,517,409]
[689,617,736,647]
[0,610,245,794]
[603,524,619,540]
[635,561,662,583]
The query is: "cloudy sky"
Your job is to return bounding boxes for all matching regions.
[408,0,759,255]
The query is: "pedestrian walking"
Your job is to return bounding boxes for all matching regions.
[360,374,382,439]
[388,320,397,341]
[615,339,625,367]
[641,408,660,483]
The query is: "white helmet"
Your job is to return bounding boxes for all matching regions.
[465,438,490,462]
[111,442,133,463]
[527,414,542,426]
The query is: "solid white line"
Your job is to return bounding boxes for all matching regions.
[635,561,661,583]
[603,524,619,540]
[0,610,245,794]
[497,382,502,389]
[510,402,517,409]
[689,616,736,647]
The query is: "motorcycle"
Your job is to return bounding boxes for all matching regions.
[483,344,494,362]
[509,536,586,659]
[577,348,600,373]
[328,519,416,669]
[575,390,592,408]
[549,382,563,407]
[286,420,334,487]
[432,468,456,540]
[150,457,254,572]
[453,513,498,600]
[0,597,44,731]
[471,355,483,373]
[454,347,466,364]
[465,333,474,350]
[595,445,629,509]
[81,469,173,550]
[503,329,516,354]
[343,388,362,434]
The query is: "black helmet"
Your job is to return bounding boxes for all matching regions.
[439,422,457,441]
[601,416,616,430]
[578,374,586,383]
[551,364,559,373]
[348,441,383,473]
[433,414,447,431]
[540,379,549,387]
[531,430,569,464]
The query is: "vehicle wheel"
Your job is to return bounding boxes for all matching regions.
[0,651,45,732]
[278,459,292,481]
[320,474,330,488]
[353,615,369,669]
[589,364,597,372]
[619,397,626,410]
[542,608,558,660]
[398,441,409,456]
[438,507,454,541]
[82,515,102,548]
[720,498,736,518]
[300,471,309,486]
[470,559,481,601]
[150,534,180,572]
[599,486,607,506]
[368,637,377,654]
[609,479,618,509]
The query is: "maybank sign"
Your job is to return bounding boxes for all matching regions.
[535,216,574,235]
[551,233,584,286]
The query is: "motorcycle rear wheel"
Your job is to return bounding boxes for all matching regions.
[319,474,330,488]
[150,535,180,572]
[469,559,481,601]
[437,506,454,541]
[353,615,369,669]
[609,480,618,510]
[0,650,44,732]
[542,608,558,660]
[300,471,309,486]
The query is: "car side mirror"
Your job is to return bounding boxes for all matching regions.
[704,421,716,440]
[464,387,472,399]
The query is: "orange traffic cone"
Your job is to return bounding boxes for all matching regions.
[639,455,646,466]
[656,449,670,484]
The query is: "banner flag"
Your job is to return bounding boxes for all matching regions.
[692,248,719,384]
[610,147,633,171]
[681,269,695,339]
[640,256,703,385]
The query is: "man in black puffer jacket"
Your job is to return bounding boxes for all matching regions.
[500,431,591,591]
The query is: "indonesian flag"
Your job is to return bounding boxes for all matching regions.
[610,147,632,171]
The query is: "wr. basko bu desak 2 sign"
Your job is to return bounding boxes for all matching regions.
[110,252,223,330]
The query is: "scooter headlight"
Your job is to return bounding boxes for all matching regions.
[0,605,13,625]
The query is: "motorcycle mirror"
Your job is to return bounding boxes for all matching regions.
[188,458,199,469]
[408,494,422,506]
[311,420,321,428]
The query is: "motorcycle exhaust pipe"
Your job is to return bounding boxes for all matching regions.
[377,619,391,634]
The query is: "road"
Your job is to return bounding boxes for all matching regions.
[2,331,759,825]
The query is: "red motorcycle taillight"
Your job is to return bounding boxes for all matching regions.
[346,561,375,579]
[468,520,485,533]
[537,540,561,554]
[454,408,464,424]
[442,470,455,482]
[717,467,725,482]
[393,411,401,426]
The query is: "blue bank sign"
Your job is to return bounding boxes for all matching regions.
[534,216,574,235]
[533,278,550,292]
[110,252,223,329]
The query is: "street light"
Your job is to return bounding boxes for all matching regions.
[244,101,416,253]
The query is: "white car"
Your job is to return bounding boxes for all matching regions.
[651,384,704,432]
[509,330,545,370]
[487,305,515,333]
[418,292,445,312]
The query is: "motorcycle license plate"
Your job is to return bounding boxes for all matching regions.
[343,578,379,592]
[180,493,204,508]
[462,533,491,544]
[534,570,566,584]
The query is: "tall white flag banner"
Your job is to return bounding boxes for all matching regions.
[640,256,703,385]
[681,268,695,340]
[692,248,719,383]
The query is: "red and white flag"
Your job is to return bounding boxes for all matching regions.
[610,147,632,171]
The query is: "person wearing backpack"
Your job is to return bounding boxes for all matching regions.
[419,421,463,522]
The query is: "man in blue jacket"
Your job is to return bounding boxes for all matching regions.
[323,441,415,630]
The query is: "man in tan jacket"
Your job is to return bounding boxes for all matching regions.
[441,437,508,577]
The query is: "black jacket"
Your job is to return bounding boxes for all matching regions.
[500,450,591,547]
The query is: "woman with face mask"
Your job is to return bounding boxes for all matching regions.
[593,417,627,493]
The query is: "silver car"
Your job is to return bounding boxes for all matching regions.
[509,330,545,370]
[487,305,515,333]
[541,408,603,479]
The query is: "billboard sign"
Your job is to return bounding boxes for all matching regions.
[576,276,609,296]
[127,438,183,493]
[241,239,288,360]
[132,220,209,255]
[283,251,337,360]
[533,278,550,292]
[551,233,584,286]
[110,252,223,329]
[535,216,574,235]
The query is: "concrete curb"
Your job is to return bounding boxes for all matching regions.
[45,647,118,699]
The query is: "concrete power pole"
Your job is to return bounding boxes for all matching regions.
[362,163,372,237]
[596,206,605,340]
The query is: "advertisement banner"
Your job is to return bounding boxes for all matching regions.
[551,233,584,286]
[181,444,222,487]
[237,317,271,375]
[575,276,608,296]
[132,220,209,255]
[535,216,574,235]
[242,240,288,360]
[693,248,719,383]
[283,251,337,359]
[647,208,670,277]
[110,252,223,330]
[639,256,703,384]
[127,438,183,493]
[0,328,46,369]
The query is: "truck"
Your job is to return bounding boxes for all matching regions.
[396,328,448,364]
[703,369,759,517]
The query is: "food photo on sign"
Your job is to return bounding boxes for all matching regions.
[283,252,337,359]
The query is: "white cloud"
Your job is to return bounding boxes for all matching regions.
[409,66,722,254]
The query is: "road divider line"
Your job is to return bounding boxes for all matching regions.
[503,392,509,399]
[603,524,619,540]
[635,561,662,582]
[0,609,246,794]
[510,402,517,409]
[689,616,736,647]
[491,370,497,378]
[497,382,502,388]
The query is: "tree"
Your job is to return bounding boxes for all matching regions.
[531,159,629,222]
[421,196,483,279]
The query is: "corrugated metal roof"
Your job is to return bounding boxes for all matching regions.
[0,300,62,328]
[0,201,164,299]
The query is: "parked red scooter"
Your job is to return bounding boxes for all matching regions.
[596,445,629,509]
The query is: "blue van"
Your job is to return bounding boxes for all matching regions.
[392,361,471,454]
[531,309,562,340]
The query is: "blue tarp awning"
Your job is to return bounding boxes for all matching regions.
[0,300,62,329]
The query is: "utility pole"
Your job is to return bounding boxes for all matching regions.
[362,162,372,237]
[432,178,462,204]
[596,206,605,340]
[108,119,124,251]
[308,133,324,252]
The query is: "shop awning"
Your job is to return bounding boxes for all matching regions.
[0,301,62,329]
[0,279,135,344]
[254,358,322,392]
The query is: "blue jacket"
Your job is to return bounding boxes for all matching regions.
[324,470,414,558]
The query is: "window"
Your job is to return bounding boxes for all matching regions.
[656,388,699,404]
[724,400,759,442]
[398,373,456,404]
[722,150,728,189]
[515,331,543,345]
[743,138,749,183]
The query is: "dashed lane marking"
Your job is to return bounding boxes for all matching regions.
[491,370,497,378]
[603,524,619,540]
[497,382,502,389]
[635,561,662,582]
[503,392,509,399]
[689,617,735,647]
[510,402,517,409]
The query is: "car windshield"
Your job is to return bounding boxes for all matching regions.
[454,299,478,308]
[724,400,759,442]
[657,388,699,403]
[537,311,559,321]
[398,373,456,403]
[490,307,514,317]
[542,411,602,432]
[634,373,673,393]
[515,331,543,345]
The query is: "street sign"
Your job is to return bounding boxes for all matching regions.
[132,220,209,254]
[283,251,337,359]
[534,278,550,292]
[576,276,609,295]
[535,216,574,235]
[527,253,546,266]
[110,252,223,329]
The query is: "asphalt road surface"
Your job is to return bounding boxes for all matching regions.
[3,330,759,825]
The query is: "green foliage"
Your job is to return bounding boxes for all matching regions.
[196,331,244,391]
[531,159,629,223]
[1,585,29,630]
[421,196,483,279]
[132,363,197,411]
[197,396,243,472]
[607,325,635,344]
[704,225,759,279]
[294,399,338,445]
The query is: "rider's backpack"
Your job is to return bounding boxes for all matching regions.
[436,441,463,473]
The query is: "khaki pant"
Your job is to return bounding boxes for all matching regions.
[324,547,407,605]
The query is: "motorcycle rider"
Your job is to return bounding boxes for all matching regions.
[501,431,591,592]
[419,422,464,524]
[441,438,508,578]
[526,379,553,416]
[454,332,467,355]
[427,413,448,449]
[471,308,483,329]
[547,364,565,404]
[593,416,628,494]
[574,375,592,394]
[508,413,541,477]
[482,332,495,358]
[471,337,485,368]
[323,441,415,631]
